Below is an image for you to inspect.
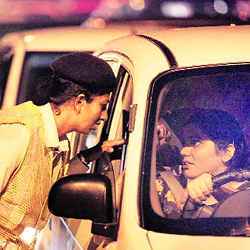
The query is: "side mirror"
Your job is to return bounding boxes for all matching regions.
[48,174,113,223]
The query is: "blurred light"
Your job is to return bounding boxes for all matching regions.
[213,0,228,15]
[106,0,123,10]
[129,0,145,11]
[73,0,101,14]
[236,0,250,21]
[20,227,37,245]
[24,35,35,43]
[84,17,106,28]
[160,1,194,18]
[87,0,126,20]
[203,1,217,17]
[86,131,98,148]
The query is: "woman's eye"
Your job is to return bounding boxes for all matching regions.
[101,104,107,111]
[190,137,201,146]
[194,141,201,146]
[182,136,202,146]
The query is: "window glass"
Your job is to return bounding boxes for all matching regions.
[142,65,250,236]
[0,47,12,107]
[75,61,128,156]
[62,65,133,245]
[95,66,132,220]
[17,52,75,104]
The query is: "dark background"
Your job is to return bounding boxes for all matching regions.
[0,0,250,37]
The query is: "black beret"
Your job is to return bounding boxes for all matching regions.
[50,52,116,94]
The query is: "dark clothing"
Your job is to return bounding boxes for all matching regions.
[157,170,250,219]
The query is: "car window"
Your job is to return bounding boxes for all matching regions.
[142,64,250,236]
[17,52,75,104]
[92,66,133,235]
[0,46,13,107]
[72,60,127,158]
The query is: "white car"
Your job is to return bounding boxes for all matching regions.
[0,25,137,109]
[49,25,250,250]
[0,23,168,249]
[0,22,169,107]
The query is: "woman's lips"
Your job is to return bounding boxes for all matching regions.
[182,160,193,169]
[90,120,103,131]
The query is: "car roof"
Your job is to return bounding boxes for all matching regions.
[0,25,135,52]
[98,25,250,69]
[0,22,173,53]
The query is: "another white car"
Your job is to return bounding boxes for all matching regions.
[49,25,250,250]
[0,25,137,109]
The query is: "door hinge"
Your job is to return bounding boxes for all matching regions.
[128,104,137,132]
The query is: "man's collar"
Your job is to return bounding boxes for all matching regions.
[38,103,69,151]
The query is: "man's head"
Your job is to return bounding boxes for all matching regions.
[36,52,117,136]
[179,109,246,179]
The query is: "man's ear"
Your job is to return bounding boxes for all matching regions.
[222,144,235,163]
[74,94,86,113]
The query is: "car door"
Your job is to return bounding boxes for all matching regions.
[50,54,134,250]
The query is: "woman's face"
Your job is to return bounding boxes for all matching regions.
[75,94,110,134]
[180,123,228,179]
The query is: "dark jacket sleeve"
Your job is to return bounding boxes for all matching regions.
[67,144,103,175]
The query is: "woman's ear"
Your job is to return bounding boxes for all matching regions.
[51,103,61,116]
[74,94,86,114]
[222,144,235,163]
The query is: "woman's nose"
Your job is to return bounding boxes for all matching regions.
[100,110,108,122]
[180,146,192,156]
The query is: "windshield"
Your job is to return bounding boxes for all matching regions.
[142,64,250,236]
[0,46,12,107]
[17,52,72,104]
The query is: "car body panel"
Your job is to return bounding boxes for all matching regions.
[140,25,250,67]
[147,231,250,250]
[2,24,250,249]
[98,25,250,70]
[91,25,250,250]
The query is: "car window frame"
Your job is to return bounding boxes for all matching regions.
[92,65,133,238]
[16,51,76,105]
[140,63,250,236]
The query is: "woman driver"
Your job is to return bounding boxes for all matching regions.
[157,109,248,218]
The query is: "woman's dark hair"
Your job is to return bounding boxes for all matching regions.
[185,109,247,170]
[33,52,117,105]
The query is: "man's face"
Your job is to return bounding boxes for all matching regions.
[76,94,110,134]
[180,123,226,179]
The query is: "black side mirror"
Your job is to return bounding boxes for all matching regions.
[48,174,113,223]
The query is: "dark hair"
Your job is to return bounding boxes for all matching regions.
[33,52,117,105]
[185,109,247,170]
